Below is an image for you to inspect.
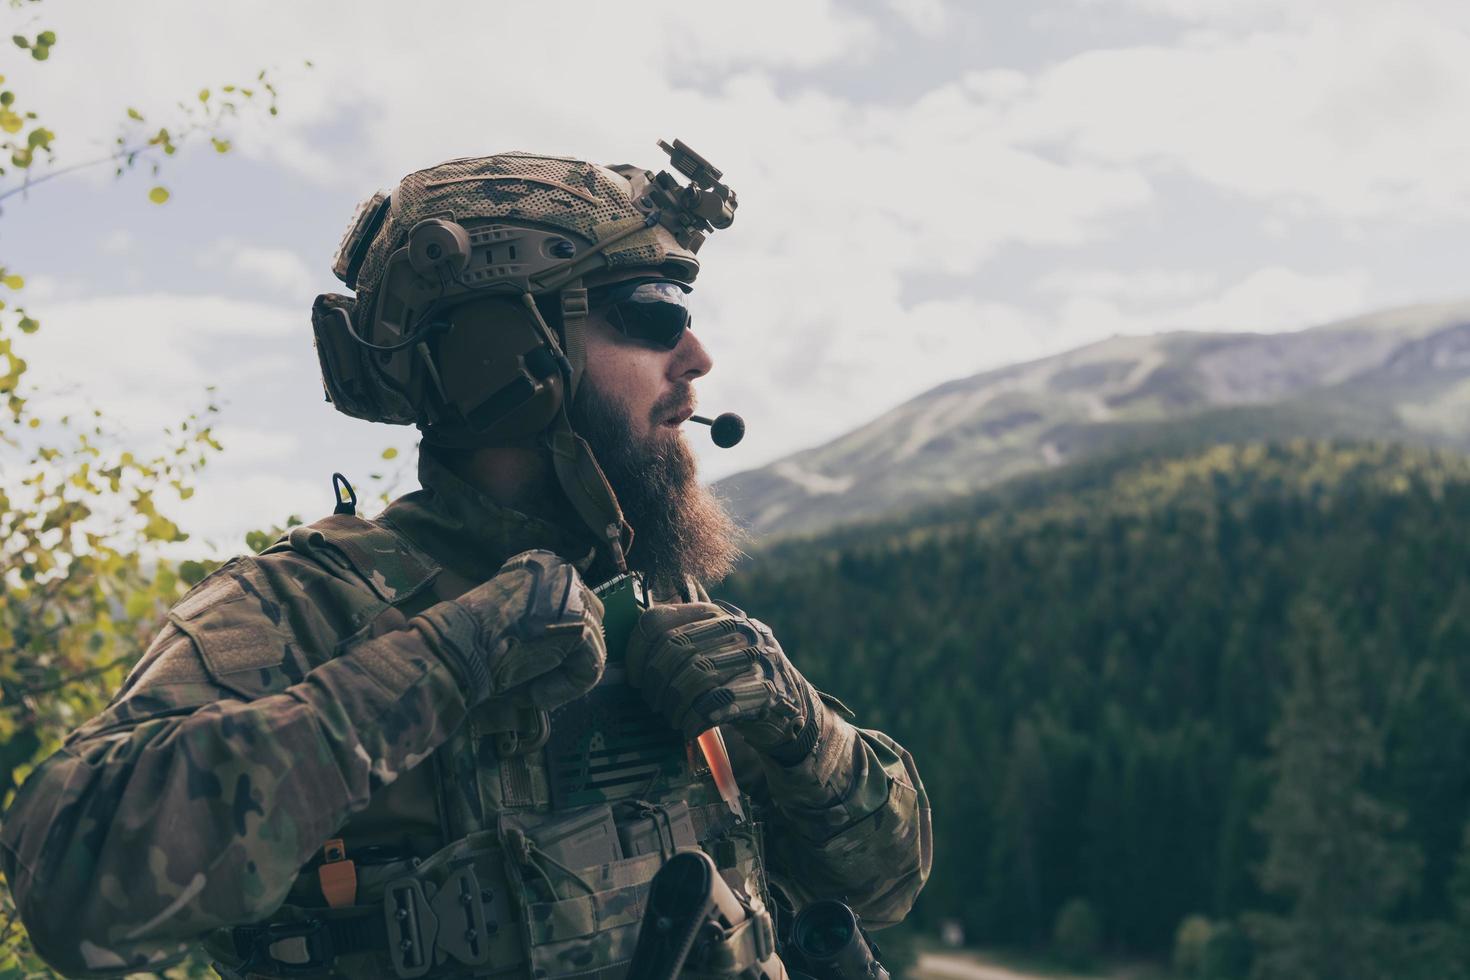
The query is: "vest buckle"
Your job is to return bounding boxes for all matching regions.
[429,866,494,967]
[383,879,438,978]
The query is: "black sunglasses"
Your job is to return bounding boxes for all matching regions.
[591,279,693,350]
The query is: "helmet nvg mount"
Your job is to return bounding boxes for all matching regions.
[310,139,738,573]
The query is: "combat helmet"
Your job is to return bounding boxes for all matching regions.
[311,140,737,572]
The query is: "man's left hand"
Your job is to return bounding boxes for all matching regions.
[626,601,820,762]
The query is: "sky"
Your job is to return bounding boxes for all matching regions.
[4,0,1469,554]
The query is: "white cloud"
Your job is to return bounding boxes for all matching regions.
[1002,7,1470,220]
[1046,265,1371,345]
[208,424,302,466]
[18,273,66,302]
[168,472,327,557]
[2,1,882,191]
[1086,0,1470,32]
[1156,266,1370,332]
[1037,268,1218,302]
[18,292,301,431]
[659,1,881,71]
[199,239,318,298]
[15,3,1470,239]
[98,229,136,254]
[885,0,951,36]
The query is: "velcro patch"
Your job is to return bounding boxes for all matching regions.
[171,568,245,621]
[189,618,286,676]
[169,565,289,693]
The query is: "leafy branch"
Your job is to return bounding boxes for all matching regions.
[0,5,298,974]
[0,63,302,206]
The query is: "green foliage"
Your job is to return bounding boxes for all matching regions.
[0,5,294,974]
[1175,915,1251,980]
[0,382,226,976]
[723,439,1470,968]
[0,9,298,199]
[246,515,302,555]
[10,27,54,60]
[1174,915,1214,978]
[1051,897,1101,968]
[1429,822,1470,977]
[1204,921,1253,980]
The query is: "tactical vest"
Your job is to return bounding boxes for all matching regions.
[200,515,775,980]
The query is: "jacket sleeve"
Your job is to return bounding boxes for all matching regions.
[727,694,933,929]
[0,600,469,978]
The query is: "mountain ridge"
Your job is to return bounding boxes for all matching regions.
[714,298,1470,538]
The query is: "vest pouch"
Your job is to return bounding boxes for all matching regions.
[519,849,665,980]
[614,799,697,859]
[500,804,674,979]
[501,804,623,891]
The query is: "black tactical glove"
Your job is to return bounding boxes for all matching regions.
[417,550,606,710]
[626,600,821,764]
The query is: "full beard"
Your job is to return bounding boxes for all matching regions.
[570,381,746,595]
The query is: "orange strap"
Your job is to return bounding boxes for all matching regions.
[318,838,357,909]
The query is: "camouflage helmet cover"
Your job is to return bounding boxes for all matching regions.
[352,151,703,303]
[313,143,734,432]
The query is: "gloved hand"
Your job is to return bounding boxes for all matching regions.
[416,550,606,710]
[626,600,821,763]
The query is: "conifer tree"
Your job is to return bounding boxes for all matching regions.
[1247,596,1422,980]
[987,716,1051,944]
[1424,819,1470,980]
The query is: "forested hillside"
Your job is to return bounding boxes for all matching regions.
[721,440,1470,977]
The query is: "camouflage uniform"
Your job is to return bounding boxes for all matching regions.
[1,450,931,978]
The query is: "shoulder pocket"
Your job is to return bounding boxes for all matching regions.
[169,559,291,699]
[277,514,439,605]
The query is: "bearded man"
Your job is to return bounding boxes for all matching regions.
[1,143,931,979]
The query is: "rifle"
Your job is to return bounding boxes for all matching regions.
[627,849,785,979]
[627,850,890,980]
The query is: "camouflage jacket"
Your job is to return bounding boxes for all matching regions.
[0,451,931,978]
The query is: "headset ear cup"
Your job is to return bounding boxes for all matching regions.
[432,297,564,441]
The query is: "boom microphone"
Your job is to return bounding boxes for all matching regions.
[689,412,745,448]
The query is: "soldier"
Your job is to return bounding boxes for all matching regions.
[1,142,931,978]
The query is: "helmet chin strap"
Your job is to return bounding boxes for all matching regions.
[559,284,589,401]
[545,406,632,574]
[520,283,631,574]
